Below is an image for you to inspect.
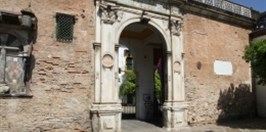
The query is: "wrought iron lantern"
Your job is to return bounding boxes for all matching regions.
[20,7,35,27]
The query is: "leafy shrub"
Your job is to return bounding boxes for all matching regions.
[244,39,266,85]
[119,70,136,97]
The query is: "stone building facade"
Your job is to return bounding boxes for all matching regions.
[0,0,260,132]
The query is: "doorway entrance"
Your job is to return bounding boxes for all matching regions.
[118,23,167,125]
[92,2,187,131]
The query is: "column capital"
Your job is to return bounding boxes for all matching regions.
[93,42,101,49]
[99,3,123,24]
[169,18,183,36]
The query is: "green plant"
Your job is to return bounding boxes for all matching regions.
[154,70,162,99]
[244,39,266,85]
[119,70,136,97]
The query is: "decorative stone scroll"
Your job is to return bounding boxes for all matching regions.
[99,4,123,24]
[102,53,114,68]
[170,19,183,36]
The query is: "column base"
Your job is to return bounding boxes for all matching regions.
[90,103,122,132]
[162,101,188,131]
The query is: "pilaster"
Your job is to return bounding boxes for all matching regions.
[91,2,122,132]
[162,16,187,131]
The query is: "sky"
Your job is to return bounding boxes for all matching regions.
[231,0,266,12]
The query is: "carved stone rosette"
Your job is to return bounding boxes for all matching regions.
[170,19,183,36]
[99,4,123,24]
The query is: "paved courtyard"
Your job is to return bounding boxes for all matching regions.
[122,119,266,132]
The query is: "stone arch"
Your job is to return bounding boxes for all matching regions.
[115,17,171,52]
[117,17,170,121]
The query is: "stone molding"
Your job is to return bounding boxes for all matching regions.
[90,103,122,113]
[93,42,101,49]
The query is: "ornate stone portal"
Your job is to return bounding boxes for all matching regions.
[92,0,187,131]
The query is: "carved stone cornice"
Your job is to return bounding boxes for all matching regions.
[169,19,183,36]
[99,3,123,24]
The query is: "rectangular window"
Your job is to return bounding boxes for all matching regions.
[56,13,75,43]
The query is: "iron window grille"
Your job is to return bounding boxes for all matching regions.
[56,13,75,43]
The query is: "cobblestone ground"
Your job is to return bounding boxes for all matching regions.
[122,118,266,132]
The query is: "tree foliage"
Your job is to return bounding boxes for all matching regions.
[244,39,266,85]
[119,70,136,97]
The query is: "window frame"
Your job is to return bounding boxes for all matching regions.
[55,13,75,43]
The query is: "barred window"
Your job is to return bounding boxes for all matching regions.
[56,13,75,43]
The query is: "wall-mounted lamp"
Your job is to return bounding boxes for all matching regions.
[20,7,36,28]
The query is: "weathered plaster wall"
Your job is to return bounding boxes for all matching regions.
[0,0,95,131]
[183,13,256,124]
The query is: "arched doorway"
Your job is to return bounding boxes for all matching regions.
[118,23,167,125]
[91,2,187,131]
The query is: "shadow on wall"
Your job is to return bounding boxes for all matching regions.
[217,83,256,121]
[216,83,266,129]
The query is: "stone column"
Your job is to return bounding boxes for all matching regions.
[163,17,187,131]
[91,2,122,132]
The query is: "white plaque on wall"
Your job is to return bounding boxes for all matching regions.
[213,60,233,75]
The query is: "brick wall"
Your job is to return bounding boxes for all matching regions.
[183,13,256,124]
[0,0,95,131]
[0,0,257,130]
